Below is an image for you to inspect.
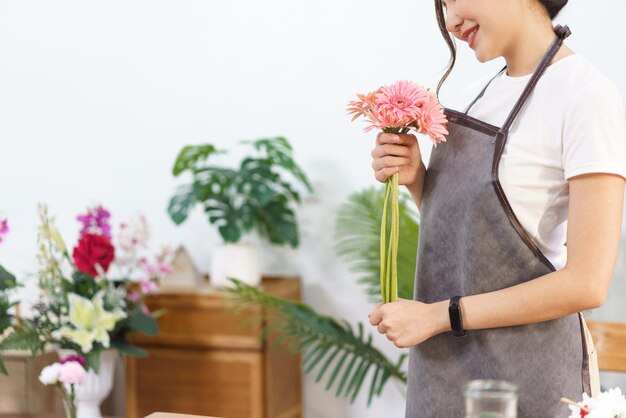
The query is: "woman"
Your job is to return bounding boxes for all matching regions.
[367,1,626,416]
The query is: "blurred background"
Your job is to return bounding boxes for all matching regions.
[0,1,624,417]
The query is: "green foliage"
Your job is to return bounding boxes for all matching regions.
[0,265,17,291]
[85,348,103,374]
[109,306,158,360]
[335,186,419,302]
[223,278,407,406]
[0,325,44,353]
[168,137,312,247]
[70,271,104,299]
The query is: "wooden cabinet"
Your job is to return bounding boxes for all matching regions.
[125,276,303,418]
[0,350,65,418]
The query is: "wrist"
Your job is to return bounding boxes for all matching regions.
[430,300,452,336]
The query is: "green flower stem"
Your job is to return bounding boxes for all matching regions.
[59,383,77,418]
[391,172,399,302]
[380,172,400,304]
[380,179,392,302]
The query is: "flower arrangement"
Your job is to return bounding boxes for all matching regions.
[39,354,87,418]
[347,81,448,303]
[0,216,19,375]
[563,388,626,418]
[0,205,171,377]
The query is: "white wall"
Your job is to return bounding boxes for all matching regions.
[0,1,624,417]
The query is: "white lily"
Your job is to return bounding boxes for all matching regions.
[57,291,126,353]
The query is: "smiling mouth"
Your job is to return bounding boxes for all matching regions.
[468,27,479,48]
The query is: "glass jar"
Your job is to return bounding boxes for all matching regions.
[464,379,519,418]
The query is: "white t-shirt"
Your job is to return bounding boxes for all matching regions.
[455,54,626,270]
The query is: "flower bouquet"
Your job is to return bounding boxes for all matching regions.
[563,388,626,418]
[347,81,448,303]
[0,205,171,417]
[28,204,169,370]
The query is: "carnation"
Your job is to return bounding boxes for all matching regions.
[72,233,115,277]
[58,361,86,385]
[39,363,62,385]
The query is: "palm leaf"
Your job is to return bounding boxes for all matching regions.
[335,186,419,302]
[223,278,407,406]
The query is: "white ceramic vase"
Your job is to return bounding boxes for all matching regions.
[210,243,261,288]
[57,349,118,418]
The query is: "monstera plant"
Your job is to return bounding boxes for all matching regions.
[224,186,420,406]
[168,136,312,288]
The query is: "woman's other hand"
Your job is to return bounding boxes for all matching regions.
[368,298,449,348]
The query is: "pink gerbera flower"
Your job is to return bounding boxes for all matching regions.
[374,80,429,128]
[418,92,449,146]
[346,88,381,122]
[347,80,447,140]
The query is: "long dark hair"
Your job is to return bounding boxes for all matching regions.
[434,0,569,96]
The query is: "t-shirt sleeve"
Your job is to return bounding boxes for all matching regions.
[562,77,626,181]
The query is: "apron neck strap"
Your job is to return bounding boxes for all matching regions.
[463,24,572,131]
[500,24,571,133]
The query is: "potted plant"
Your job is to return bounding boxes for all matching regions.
[167,136,312,288]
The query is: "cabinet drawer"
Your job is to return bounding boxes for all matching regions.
[126,347,263,418]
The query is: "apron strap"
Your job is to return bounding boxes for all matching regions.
[463,25,572,126]
[500,24,572,133]
[464,65,507,115]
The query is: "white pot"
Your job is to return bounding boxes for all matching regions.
[210,243,261,288]
[57,349,118,418]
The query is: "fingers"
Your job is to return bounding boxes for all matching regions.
[368,302,384,325]
[374,166,400,183]
[371,155,411,171]
[376,132,416,146]
[370,144,411,159]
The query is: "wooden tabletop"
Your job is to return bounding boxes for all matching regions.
[145,413,223,418]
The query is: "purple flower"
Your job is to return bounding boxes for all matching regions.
[59,354,87,367]
[77,206,112,238]
[0,218,9,244]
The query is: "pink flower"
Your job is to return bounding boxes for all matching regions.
[418,93,449,146]
[127,290,141,302]
[139,249,173,279]
[374,80,429,128]
[140,303,150,315]
[77,205,112,238]
[140,279,158,295]
[0,218,8,244]
[347,80,448,145]
[59,354,86,367]
[347,88,381,122]
[57,361,86,385]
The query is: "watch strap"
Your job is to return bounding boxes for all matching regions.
[449,295,466,338]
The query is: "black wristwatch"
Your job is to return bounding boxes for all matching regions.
[448,296,466,338]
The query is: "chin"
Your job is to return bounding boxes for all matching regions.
[474,49,499,64]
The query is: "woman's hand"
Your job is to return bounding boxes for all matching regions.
[368,298,449,348]
[371,133,422,185]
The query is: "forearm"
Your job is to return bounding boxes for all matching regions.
[404,161,427,212]
[430,266,605,334]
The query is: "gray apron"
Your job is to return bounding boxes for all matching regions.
[406,25,592,418]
